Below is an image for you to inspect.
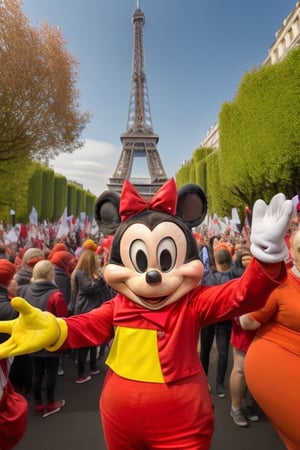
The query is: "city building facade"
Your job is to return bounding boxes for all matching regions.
[199,1,300,150]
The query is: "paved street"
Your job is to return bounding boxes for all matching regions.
[15,346,285,450]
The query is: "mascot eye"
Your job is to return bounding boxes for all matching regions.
[130,240,148,273]
[157,238,176,272]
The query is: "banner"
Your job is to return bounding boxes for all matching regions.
[29,206,38,226]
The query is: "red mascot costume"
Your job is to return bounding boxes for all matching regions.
[0,179,293,449]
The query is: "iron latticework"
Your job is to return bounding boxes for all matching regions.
[107,1,168,199]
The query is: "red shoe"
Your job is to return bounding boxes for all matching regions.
[75,375,91,384]
[43,399,65,418]
[35,404,45,415]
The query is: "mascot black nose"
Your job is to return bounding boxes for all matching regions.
[145,270,162,284]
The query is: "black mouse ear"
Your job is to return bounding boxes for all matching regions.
[176,184,207,229]
[94,191,121,236]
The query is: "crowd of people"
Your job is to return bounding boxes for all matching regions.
[196,232,261,426]
[0,232,114,429]
[195,208,300,449]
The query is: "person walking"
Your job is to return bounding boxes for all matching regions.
[200,245,237,397]
[229,248,260,427]
[71,247,115,384]
[240,228,300,449]
[23,260,68,418]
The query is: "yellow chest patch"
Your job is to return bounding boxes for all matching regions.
[106,326,164,383]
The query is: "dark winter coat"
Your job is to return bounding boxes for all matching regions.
[22,281,68,357]
[0,285,18,343]
[54,266,71,306]
[72,269,115,315]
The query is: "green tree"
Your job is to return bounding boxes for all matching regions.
[0,159,31,222]
[179,47,300,216]
[41,167,55,221]
[219,47,300,206]
[53,174,67,221]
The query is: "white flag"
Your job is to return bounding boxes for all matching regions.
[56,207,69,239]
[231,208,240,225]
[6,225,20,243]
[29,206,38,226]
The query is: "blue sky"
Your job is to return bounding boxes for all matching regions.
[22,0,297,196]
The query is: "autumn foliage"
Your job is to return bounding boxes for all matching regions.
[0,0,90,165]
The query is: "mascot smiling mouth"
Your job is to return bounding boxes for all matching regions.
[139,295,168,305]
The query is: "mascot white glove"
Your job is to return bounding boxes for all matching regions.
[250,193,293,263]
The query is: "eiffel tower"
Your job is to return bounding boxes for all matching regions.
[107,0,168,199]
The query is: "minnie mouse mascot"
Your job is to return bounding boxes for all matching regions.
[0,179,293,449]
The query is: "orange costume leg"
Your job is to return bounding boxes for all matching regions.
[245,338,300,450]
[100,370,214,450]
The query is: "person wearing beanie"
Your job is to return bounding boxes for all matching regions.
[213,241,233,257]
[48,251,74,306]
[47,243,68,261]
[48,250,74,375]
[0,260,17,330]
[14,247,44,287]
[22,260,68,418]
[82,239,97,252]
[0,259,28,450]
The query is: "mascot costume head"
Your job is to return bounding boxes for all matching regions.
[96,178,207,311]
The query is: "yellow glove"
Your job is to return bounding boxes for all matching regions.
[0,297,68,359]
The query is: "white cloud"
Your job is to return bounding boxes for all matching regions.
[50,139,120,196]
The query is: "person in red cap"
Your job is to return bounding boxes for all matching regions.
[0,260,18,326]
[48,250,74,307]
[47,243,68,261]
[0,259,28,450]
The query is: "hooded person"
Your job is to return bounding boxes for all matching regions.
[11,248,44,396]
[48,250,74,306]
[14,248,44,288]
